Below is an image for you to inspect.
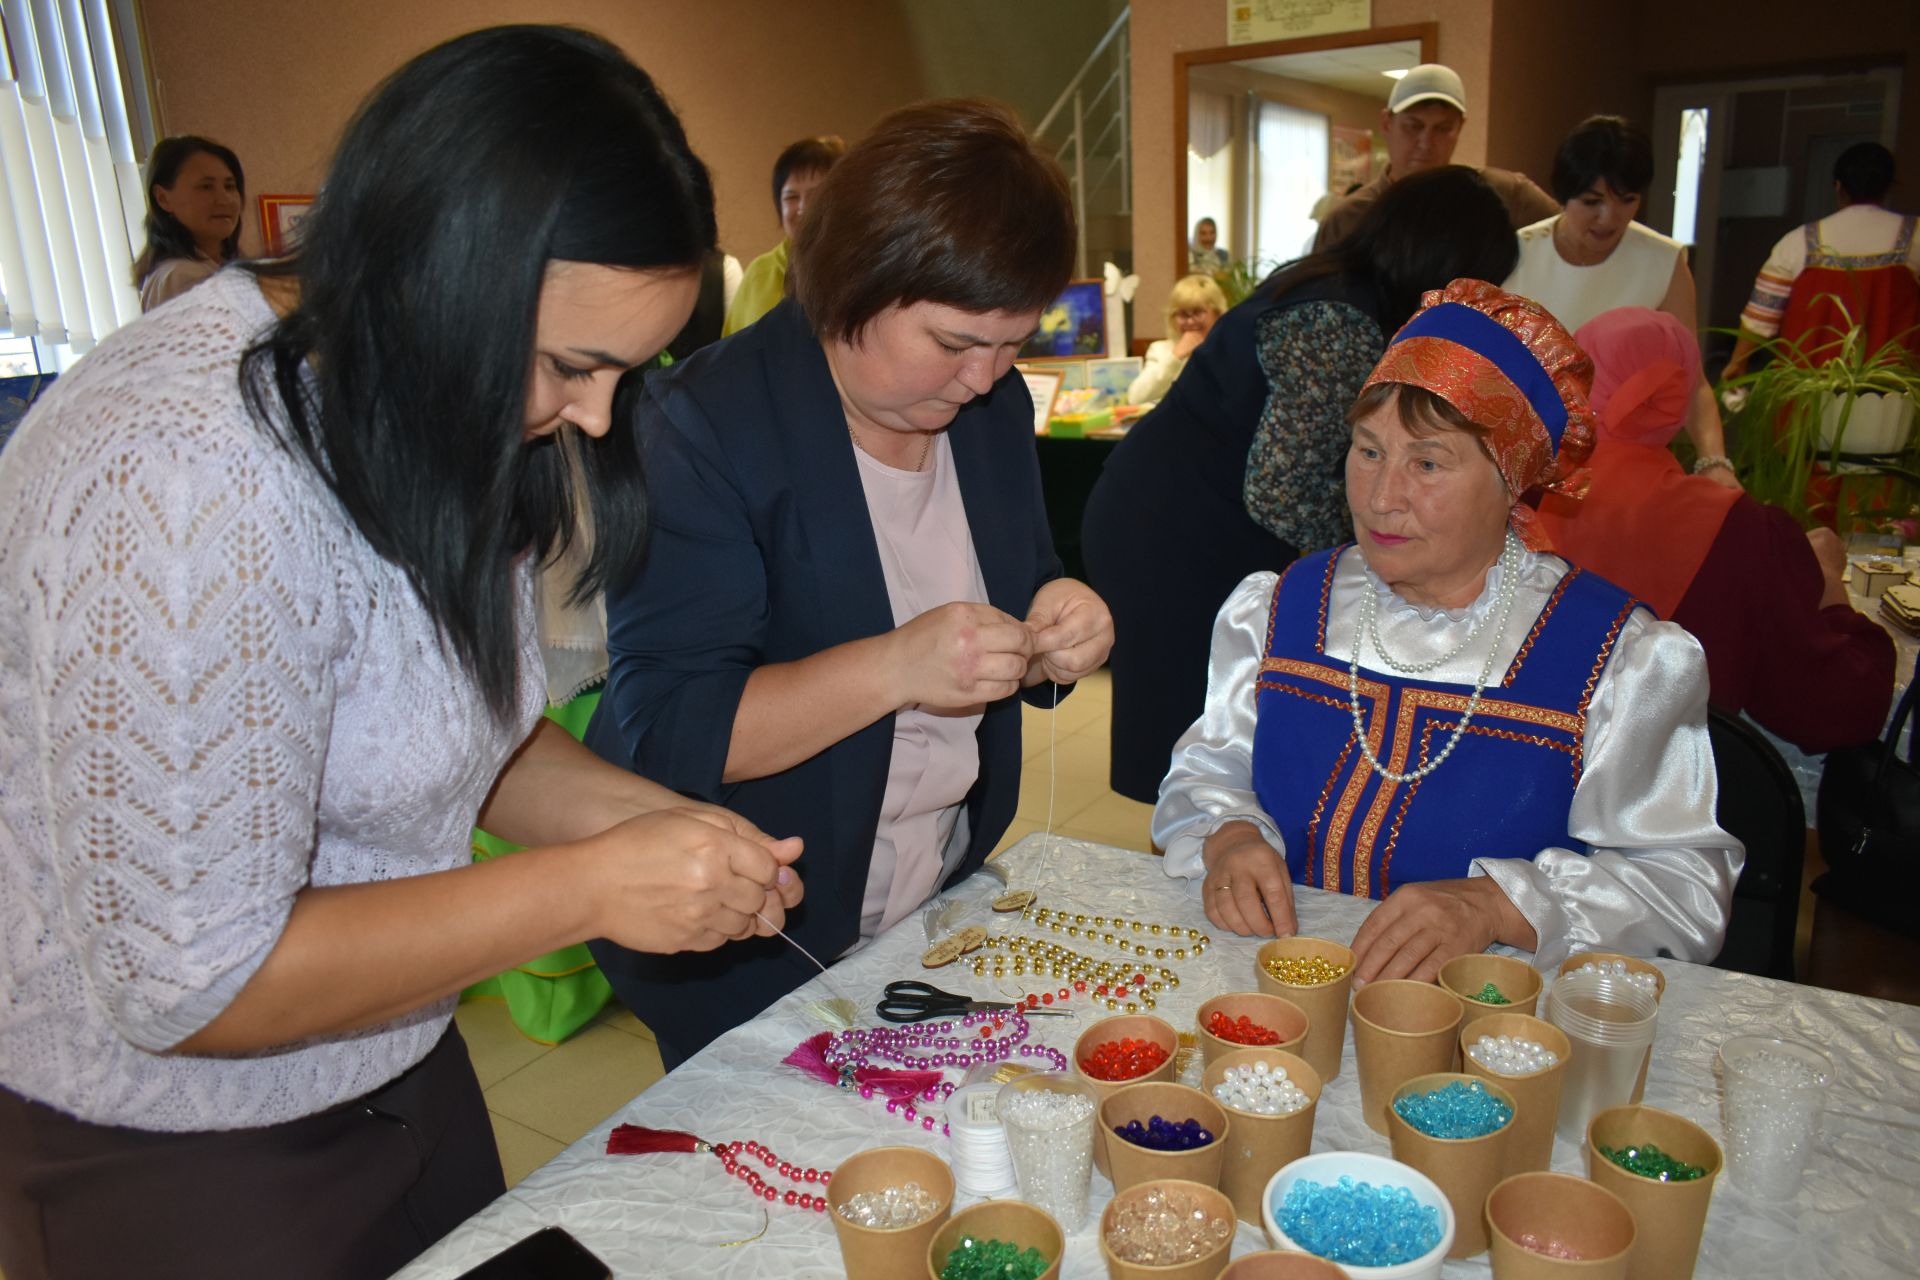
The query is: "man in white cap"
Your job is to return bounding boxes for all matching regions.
[1312,63,1557,251]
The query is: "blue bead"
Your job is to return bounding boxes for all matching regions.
[1391,1080,1513,1140]
[1277,1176,1442,1267]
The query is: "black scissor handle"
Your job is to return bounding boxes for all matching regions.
[876,980,965,1023]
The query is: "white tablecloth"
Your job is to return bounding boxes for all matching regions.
[395,835,1920,1279]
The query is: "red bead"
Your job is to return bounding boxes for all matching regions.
[821,1171,832,1184]
[1073,980,1088,993]
[783,1190,797,1206]
[1040,992,1053,1005]
[1095,984,1110,997]
[803,1168,819,1183]
[778,1161,792,1176]
[979,1026,993,1039]
[1058,987,1071,1000]
[762,1186,777,1202]
[1025,994,1039,1009]
[1133,974,1147,986]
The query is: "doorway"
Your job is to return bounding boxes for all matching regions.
[1648,69,1900,369]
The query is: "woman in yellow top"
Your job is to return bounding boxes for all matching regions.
[722,134,845,335]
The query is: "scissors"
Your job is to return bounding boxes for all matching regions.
[876,981,1074,1024]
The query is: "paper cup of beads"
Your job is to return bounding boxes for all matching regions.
[1255,937,1354,1082]
[1460,1013,1571,1177]
[1100,1177,1237,1280]
[927,1198,1064,1280]
[1385,1073,1516,1259]
[1261,1150,1455,1280]
[827,1145,955,1280]
[1715,1035,1830,1200]
[1485,1171,1634,1279]
[1584,1105,1720,1280]
[1197,991,1309,1067]
[1219,1252,1353,1280]
[1350,980,1463,1135]
[1201,1048,1321,1227]
[1101,1081,1230,1195]
[997,1073,1100,1231]
[1075,1014,1179,1176]
[1554,954,1663,1103]
[1438,954,1542,1027]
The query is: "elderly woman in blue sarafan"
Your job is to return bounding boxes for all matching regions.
[1155,279,1743,984]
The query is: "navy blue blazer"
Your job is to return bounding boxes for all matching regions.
[584,298,1066,1063]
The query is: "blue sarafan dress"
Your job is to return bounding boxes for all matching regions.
[1251,545,1638,898]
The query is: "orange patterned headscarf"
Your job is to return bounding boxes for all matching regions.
[1360,279,1596,550]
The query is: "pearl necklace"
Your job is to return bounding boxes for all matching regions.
[1364,531,1521,675]
[1347,533,1523,784]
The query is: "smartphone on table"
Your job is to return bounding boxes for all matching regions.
[453,1226,611,1279]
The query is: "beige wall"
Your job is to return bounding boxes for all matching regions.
[1129,0,1496,339]
[139,0,928,263]
[1483,4,1637,198]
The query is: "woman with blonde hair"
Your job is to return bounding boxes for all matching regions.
[1127,273,1229,404]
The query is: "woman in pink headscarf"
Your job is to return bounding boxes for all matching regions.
[1535,306,1894,753]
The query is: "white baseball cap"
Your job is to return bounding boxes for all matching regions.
[1388,64,1467,115]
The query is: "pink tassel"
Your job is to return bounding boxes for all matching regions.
[854,1066,943,1102]
[781,1034,943,1103]
[606,1124,705,1155]
[781,1032,839,1084]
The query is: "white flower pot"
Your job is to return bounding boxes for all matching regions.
[1817,391,1914,455]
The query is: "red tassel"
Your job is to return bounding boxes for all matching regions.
[606,1124,705,1155]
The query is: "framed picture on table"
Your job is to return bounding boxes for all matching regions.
[1017,279,1108,360]
[1016,365,1064,434]
[1086,356,1142,405]
[257,194,315,255]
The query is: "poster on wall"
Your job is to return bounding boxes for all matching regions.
[1228,0,1371,46]
[258,194,315,255]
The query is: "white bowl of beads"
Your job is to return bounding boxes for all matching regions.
[1261,1151,1454,1280]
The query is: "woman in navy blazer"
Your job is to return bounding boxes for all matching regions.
[585,100,1114,1064]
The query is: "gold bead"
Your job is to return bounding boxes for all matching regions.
[1140,993,1156,1008]
[1124,1002,1139,1013]
[1092,916,1106,927]
[1066,925,1079,937]
[1173,948,1187,961]
[1105,996,1119,1010]
[1166,974,1180,988]
[1102,932,1115,945]
[1153,947,1167,959]
[1050,921,1062,933]
[1073,913,1086,925]
[1131,920,1144,932]
[1149,923,1162,936]
[1149,980,1164,993]
[985,937,1001,948]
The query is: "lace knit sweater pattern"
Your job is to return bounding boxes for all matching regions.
[0,270,543,1131]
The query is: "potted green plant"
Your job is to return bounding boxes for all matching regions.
[1715,301,1920,530]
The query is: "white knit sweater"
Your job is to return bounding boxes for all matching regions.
[0,270,543,1131]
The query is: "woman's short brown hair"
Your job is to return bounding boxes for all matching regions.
[792,98,1075,344]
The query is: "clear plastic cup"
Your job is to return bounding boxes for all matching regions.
[1544,971,1658,1143]
[996,1073,1098,1230]
[1717,1035,1831,1199]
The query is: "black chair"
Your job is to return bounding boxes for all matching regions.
[1706,708,1805,980]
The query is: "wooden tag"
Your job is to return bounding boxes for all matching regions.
[954,925,988,954]
[991,890,1035,913]
[920,937,963,968]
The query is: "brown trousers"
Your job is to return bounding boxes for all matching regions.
[0,1024,504,1280]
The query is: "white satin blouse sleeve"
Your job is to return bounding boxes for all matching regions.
[1154,572,1288,881]
[1470,610,1746,968]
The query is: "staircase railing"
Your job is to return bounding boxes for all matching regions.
[1033,6,1130,277]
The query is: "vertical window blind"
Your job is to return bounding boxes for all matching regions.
[1,0,152,352]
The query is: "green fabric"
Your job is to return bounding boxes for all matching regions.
[461,688,613,1044]
[723,240,789,336]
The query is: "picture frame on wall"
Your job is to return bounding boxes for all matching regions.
[1017,366,1065,434]
[257,194,315,255]
[1017,279,1107,361]
[1330,127,1378,195]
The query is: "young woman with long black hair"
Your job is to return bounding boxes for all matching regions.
[0,26,802,1278]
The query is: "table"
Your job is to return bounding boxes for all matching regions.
[396,836,1920,1279]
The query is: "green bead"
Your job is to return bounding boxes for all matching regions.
[1600,1141,1708,1182]
[939,1235,1050,1280]
[1469,981,1511,1005]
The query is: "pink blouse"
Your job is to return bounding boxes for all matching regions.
[851,433,988,940]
